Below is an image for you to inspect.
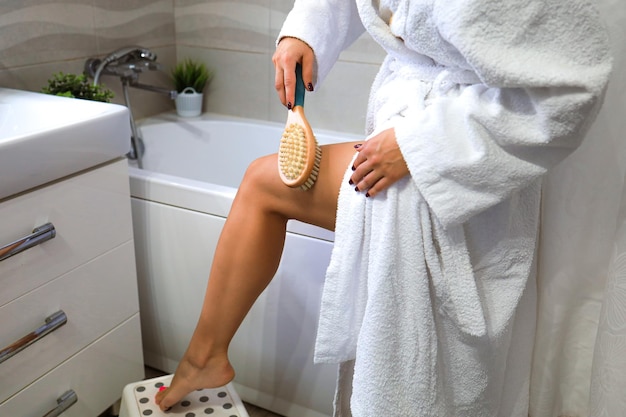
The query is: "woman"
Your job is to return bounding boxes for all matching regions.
[157,0,612,415]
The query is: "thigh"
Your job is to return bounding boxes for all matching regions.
[239,140,361,231]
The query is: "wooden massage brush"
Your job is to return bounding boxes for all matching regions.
[278,63,322,190]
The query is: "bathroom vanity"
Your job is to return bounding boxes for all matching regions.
[0,89,144,416]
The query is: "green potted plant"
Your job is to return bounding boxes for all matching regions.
[171,58,213,117]
[41,72,114,102]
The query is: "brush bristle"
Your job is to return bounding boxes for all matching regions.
[300,145,322,190]
[278,123,322,190]
[279,123,307,180]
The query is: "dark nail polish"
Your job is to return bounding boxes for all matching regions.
[349,179,354,185]
[351,165,356,171]
[307,83,314,91]
[354,143,362,149]
[365,192,370,197]
[355,186,359,192]
[287,102,292,110]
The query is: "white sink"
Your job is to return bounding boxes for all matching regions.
[0,88,131,200]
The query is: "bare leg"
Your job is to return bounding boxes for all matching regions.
[156,140,360,410]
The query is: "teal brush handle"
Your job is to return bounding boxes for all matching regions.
[294,63,305,107]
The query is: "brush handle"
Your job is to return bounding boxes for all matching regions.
[294,63,305,108]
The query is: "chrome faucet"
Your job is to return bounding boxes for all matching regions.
[85,46,158,85]
[84,46,178,166]
[84,46,177,98]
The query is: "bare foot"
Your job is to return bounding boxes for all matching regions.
[155,355,235,411]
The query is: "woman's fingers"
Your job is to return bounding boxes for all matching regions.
[352,168,381,195]
[272,37,315,107]
[282,65,297,109]
[274,67,286,106]
[301,56,315,92]
[349,128,409,197]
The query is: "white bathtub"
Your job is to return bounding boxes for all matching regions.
[128,113,359,417]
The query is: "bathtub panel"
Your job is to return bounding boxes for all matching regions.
[131,199,211,368]
[131,197,336,417]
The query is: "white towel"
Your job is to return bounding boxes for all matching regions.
[317,170,494,415]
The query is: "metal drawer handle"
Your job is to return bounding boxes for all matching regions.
[0,222,56,262]
[0,310,67,364]
[42,390,78,417]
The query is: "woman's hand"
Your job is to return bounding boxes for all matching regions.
[272,37,315,109]
[350,128,410,198]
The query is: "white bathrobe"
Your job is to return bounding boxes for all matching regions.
[278,1,612,416]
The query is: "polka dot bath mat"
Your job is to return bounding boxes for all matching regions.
[123,374,250,417]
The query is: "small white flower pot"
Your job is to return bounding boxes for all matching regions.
[175,87,203,117]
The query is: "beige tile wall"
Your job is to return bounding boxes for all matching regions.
[0,0,384,134]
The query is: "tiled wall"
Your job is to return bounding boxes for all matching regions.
[0,0,384,134]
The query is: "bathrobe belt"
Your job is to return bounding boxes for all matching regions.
[387,56,482,92]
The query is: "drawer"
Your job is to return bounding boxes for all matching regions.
[0,159,133,307]
[0,241,139,402]
[0,315,144,416]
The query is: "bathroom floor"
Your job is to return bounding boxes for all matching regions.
[98,367,283,417]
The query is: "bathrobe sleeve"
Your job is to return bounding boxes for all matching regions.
[393,0,613,228]
[277,0,365,85]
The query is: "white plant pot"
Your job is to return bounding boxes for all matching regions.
[175,87,203,117]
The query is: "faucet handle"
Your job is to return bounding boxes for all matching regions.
[137,49,157,61]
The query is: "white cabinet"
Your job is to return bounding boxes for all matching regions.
[0,159,144,416]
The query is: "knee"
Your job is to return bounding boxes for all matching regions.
[239,154,279,193]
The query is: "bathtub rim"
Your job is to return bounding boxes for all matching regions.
[136,111,363,145]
